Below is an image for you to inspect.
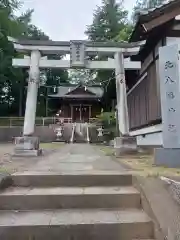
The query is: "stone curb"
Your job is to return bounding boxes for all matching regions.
[0,173,13,190]
[133,176,164,240]
[110,155,132,170]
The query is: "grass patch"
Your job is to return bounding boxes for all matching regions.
[40,142,65,149]
[100,145,180,178]
[0,167,11,174]
[99,146,115,156]
[121,155,180,177]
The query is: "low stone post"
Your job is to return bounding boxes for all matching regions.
[155,44,180,167]
[55,126,63,141]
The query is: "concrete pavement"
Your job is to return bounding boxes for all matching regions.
[0,143,154,240]
[24,143,125,173]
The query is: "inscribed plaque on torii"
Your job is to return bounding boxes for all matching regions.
[70,40,86,68]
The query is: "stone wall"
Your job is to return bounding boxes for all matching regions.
[0,125,104,143]
[0,126,57,143]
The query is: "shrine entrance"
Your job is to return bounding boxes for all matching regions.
[72,105,91,122]
[9,37,145,155]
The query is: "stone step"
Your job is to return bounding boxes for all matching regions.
[12,171,132,187]
[74,140,87,143]
[0,186,140,210]
[0,208,154,240]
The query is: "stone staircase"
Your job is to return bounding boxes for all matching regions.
[74,123,88,143]
[0,171,155,239]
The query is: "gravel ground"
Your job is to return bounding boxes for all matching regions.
[0,143,63,174]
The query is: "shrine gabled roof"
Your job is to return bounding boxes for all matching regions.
[135,0,177,23]
[130,0,180,41]
[48,85,104,99]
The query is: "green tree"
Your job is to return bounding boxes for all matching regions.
[39,54,69,117]
[0,1,56,116]
[114,24,133,42]
[0,0,22,116]
[0,0,69,117]
[8,8,50,116]
[85,0,130,42]
[68,69,95,85]
[25,24,49,40]
[85,0,132,110]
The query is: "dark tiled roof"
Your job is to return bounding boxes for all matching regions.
[137,0,178,23]
[58,94,101,99]
[130,0,180,41]
[49,85,104,99]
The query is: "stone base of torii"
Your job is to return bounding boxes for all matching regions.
[14,136,41,157]
[9,38,145,157]
[114,136,137,156]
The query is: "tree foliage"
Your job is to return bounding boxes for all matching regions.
[68,69,96,85]
[85,0,133,111]
[0,0,170,117]
[85,0,169,112]
[0,0,68,117]
[85,0,131,42]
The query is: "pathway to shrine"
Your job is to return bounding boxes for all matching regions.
[0,143,154,239]
[25,143,124,172]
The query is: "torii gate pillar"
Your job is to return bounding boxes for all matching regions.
[114,52,137,155]
[14,50,42,157]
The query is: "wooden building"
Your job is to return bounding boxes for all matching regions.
[49,84,104,122]
[127,0,180,145]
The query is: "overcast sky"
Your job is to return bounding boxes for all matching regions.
[18,0,136,41]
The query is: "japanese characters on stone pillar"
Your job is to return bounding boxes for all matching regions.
[14,50,41,157]
[114,52,136,156]
[23,50,41,136]
[159,44,180,148]
[155,44,180,167]
[114,52,129,135]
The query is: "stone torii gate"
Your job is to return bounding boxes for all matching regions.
[9,37,145,156]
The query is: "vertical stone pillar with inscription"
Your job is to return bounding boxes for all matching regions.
[114,52,137,156]
[155,44,180,167]
[114,52,129,135]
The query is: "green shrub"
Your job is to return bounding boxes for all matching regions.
[96,111,117,139]
[96,111,116,128]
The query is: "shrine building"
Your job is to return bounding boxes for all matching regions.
[127,0,180,146]
[48,84,104,123]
